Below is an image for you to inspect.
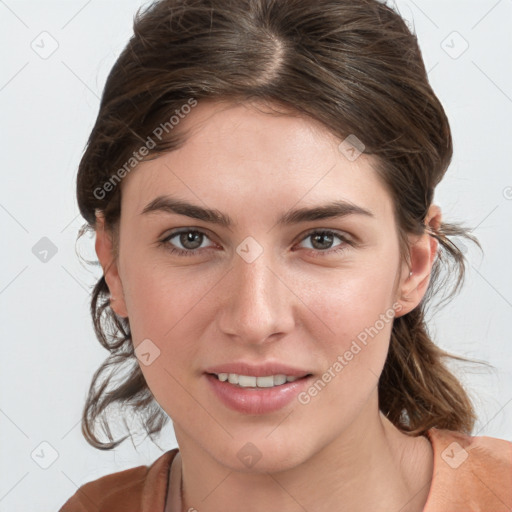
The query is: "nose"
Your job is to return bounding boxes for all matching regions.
[216,249,296,345]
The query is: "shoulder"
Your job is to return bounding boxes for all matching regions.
[424,427,512,512]
[58,448,178,512]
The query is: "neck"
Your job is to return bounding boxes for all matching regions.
[169,396,433,512]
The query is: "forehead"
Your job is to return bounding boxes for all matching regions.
[120,100,394,224]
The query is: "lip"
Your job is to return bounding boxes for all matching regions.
[204,372,314,415]
[204,361,311,378]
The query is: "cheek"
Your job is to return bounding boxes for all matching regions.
[298,264,397,396]
[121,255,210,340]
[120,261,217,390]
[120,264,207,417]
[303,261,398,342]
[300,297,394,418]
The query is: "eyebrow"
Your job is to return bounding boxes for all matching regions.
[141,195,375,227]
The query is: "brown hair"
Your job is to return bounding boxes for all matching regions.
[76,0,490,450]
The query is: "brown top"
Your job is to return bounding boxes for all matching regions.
[59,427,512,512]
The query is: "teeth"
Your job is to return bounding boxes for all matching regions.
[273,374,287,385]
[238,375,257,387]
[215,373,304,388]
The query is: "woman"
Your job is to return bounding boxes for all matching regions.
[60,0,512,511]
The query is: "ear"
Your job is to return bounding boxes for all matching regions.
[394,205,442,317]
[95,211,128,318]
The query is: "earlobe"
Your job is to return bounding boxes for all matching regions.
[95,213,129,318]
[394,205,442,317]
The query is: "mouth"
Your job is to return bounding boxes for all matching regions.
[206,372,313,389]
[205,371,314,414]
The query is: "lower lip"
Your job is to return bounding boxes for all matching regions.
[205,373,313,414]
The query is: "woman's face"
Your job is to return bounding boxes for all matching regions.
[100,100,425,472]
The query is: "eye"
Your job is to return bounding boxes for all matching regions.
[159,228,353,258]
[159,229,216,257]
[295,229,353,257]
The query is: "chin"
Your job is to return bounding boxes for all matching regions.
[214,439,311,475]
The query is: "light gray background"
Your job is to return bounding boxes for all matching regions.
[1,0,511,510]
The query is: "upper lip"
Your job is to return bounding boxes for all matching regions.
[204,361,312,378]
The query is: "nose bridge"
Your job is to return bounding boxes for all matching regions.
[218,246,293,343]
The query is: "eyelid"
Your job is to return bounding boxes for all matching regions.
[297,227,353,243]
[160,226,352,241]
[160,226,354,255]
[159,227,219,250]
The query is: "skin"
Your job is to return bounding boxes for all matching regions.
[95,99,440,512]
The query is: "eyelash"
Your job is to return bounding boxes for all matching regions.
[158,228,354,258]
